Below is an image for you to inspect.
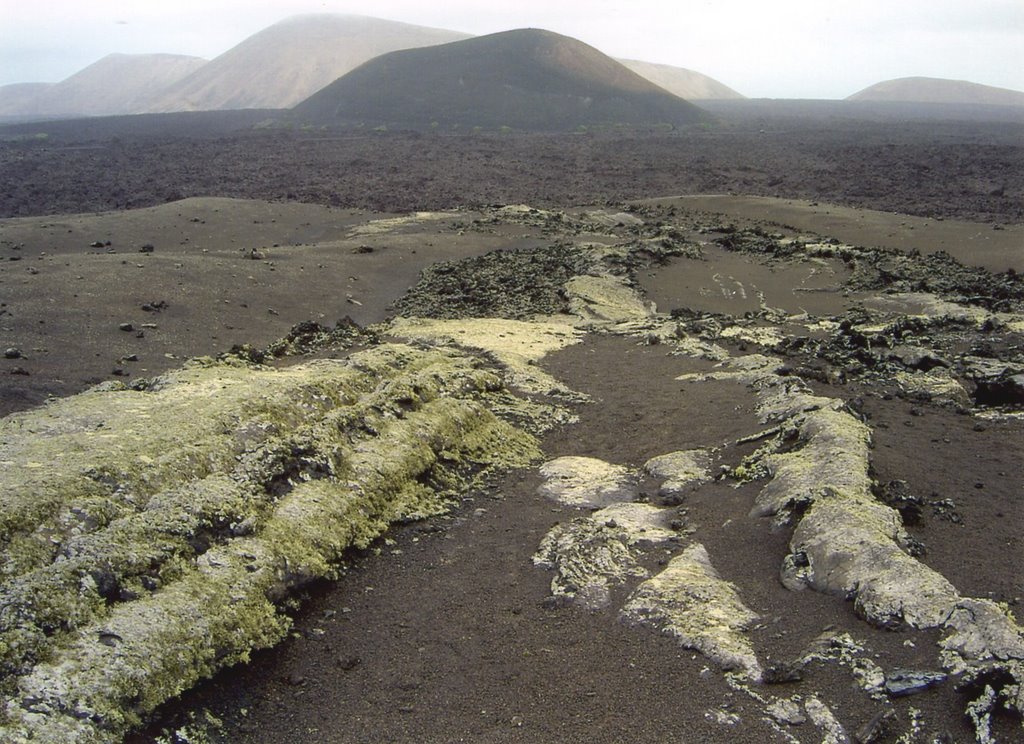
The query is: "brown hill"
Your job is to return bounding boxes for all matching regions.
[293,28,711,131]
[7,54,207,118]
[145,14,470,112]
[617,59,744,99]
[848,76,1024,107]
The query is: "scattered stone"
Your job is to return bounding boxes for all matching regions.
[705,709,741,726]
[973,372,1024,407]
[883,669,946,697]
[393,243,591,320]
[4,347,22,359]
[89,241,104,248]
[118,322,134,332]
[887,344,948,371]
[139,244,155,253]
[763,661,805,684]
[876,479,924,525]
[9,366,29,376]
[804,696,849,744]
[336,655,360,671]
[854,709,897,744]
[766,698,807,726]
[930,498,962,524]
[265,318,378,358]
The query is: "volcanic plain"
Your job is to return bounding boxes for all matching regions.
[0,102,1022,744]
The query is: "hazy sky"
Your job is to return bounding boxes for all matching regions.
[2,0,1022,98]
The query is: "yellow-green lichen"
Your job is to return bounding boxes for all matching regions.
[0,342,542,743]
[565,274,654,324]
[387,315,585,397]
[537,456,638,508]
[621,543,762,680]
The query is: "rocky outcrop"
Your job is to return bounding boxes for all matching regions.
[0,344,541,742]
[621,544,762,681]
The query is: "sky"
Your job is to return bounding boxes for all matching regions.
[1,0,1022,98]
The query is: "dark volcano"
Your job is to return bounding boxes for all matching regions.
[292,28,712,131]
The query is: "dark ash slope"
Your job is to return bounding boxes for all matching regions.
[292,28,711,131]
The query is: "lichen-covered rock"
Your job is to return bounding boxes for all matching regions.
[804,695,849,744]
[941,597,1024,731]
[894,368,971,406]
[565,274,654,324]
[787,488,960,628]
[747,403,960,629]
[942,598,1024,675]
[621,543,762,680]
[751,408,873,521]
[537,456,638,508]
[387,315,584,398]
[643,449,712,498]
[0,343,541,743]
[533,518,646,610]
[591,503,679,544]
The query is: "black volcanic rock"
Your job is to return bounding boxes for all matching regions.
[292,28,712,131]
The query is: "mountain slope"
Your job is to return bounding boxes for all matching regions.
[15,54,207,117]
[848,77,1024,107]
[293,28,711,131]
[0,83,54,118]
[618,59,743,100]
[146,14,470,112]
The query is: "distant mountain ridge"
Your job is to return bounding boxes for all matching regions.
[1,54,206,118]
[293,28,712,131]
[617,59,743,100]
[0,83,54,118]
[144,15,472,112]
[1,14,743,121]
[848,77,1024,107]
